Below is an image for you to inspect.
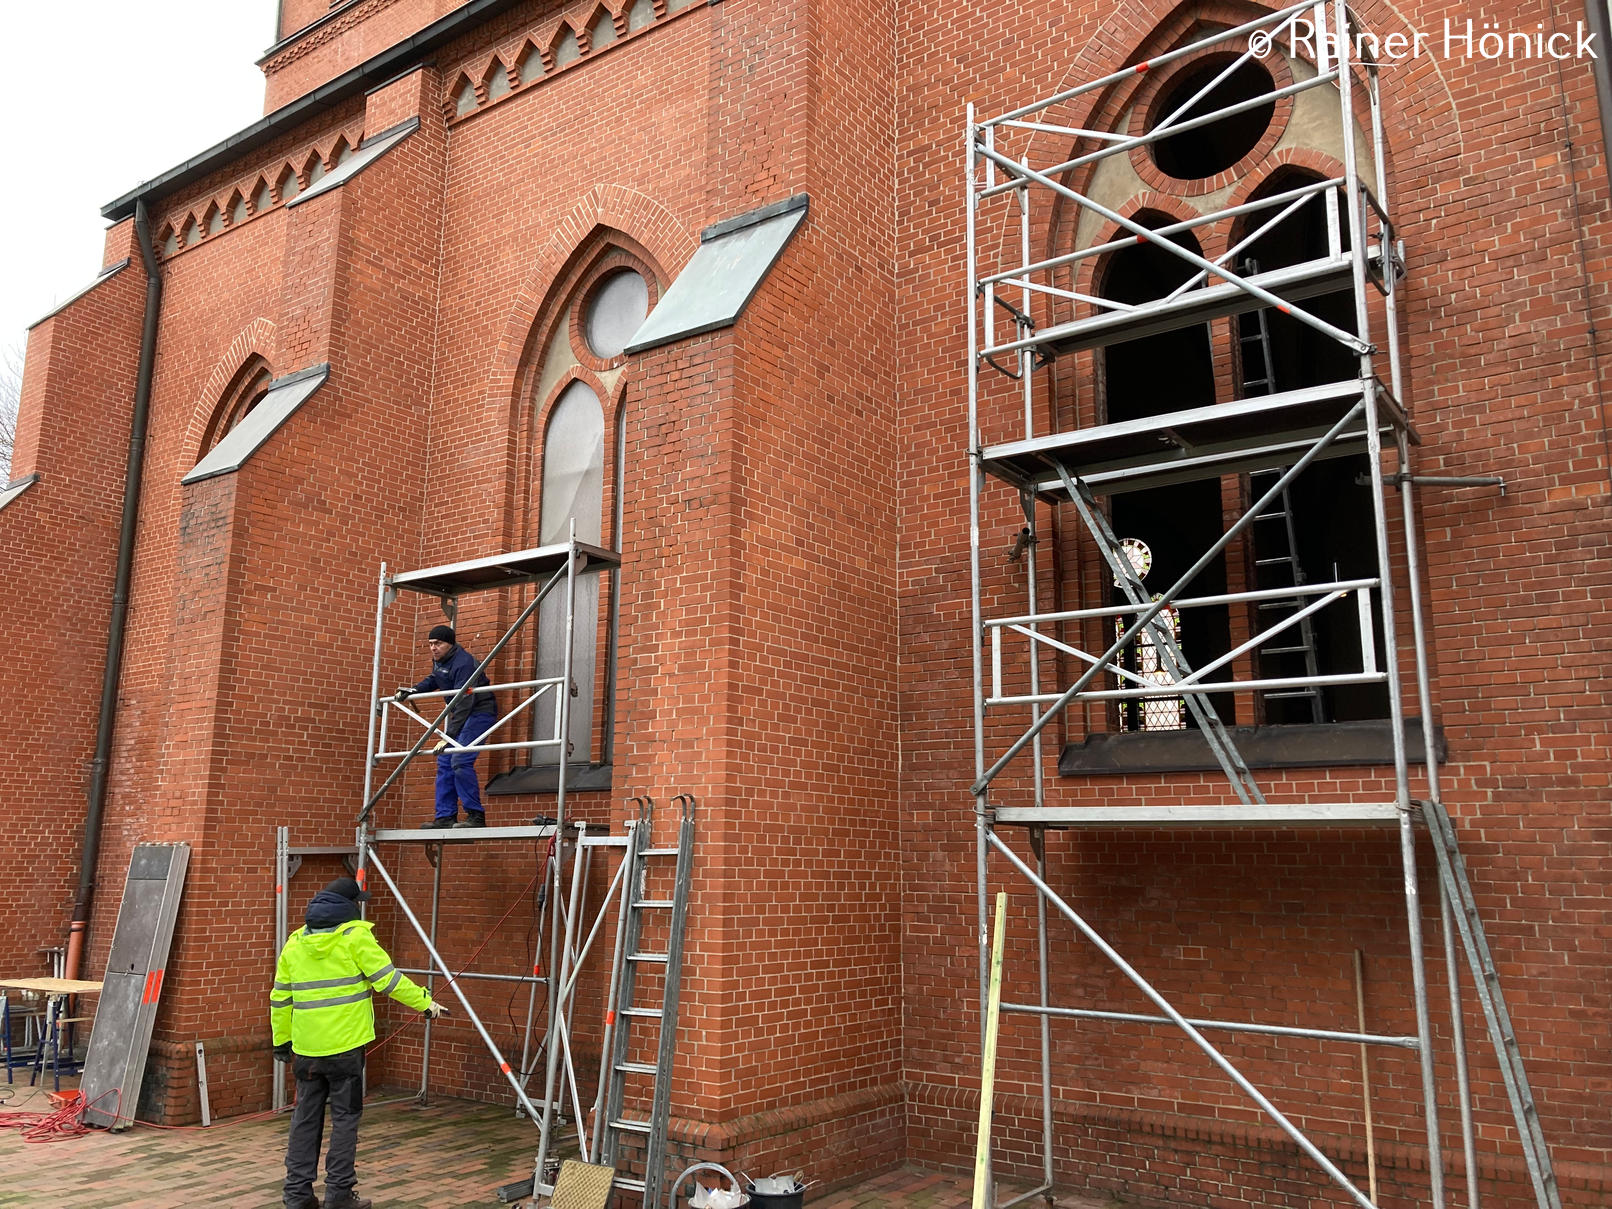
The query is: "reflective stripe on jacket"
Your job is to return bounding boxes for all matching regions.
[270,920,432,1057]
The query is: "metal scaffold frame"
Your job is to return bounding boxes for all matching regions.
[270,531,624,1123]
[963,4,1558,1208]
[270,533,698,1208]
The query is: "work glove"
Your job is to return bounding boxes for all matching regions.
[273,1042,293,1061]
[423,1001,451,1020]
[393,687,413,703]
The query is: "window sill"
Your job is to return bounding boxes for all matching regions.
[485,763,613,795]
[1059,718,1445,777]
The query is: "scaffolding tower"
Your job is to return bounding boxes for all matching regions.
[964,4,1558,1208]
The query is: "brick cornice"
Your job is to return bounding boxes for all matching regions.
[263,0,408,72]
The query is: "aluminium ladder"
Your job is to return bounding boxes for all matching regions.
[1249,468,1326,723]
[1239,260,1324,723]
[598,794,697,1209]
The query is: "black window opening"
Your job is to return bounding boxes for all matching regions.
[1098,216,1232,733]
[1148,55,1277,181]
[1235,170,1386,724]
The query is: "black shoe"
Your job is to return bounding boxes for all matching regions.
[418,816,456,830]
[323,1193,372,1209]
[453,812,486,829]
[287,1197,319,1209]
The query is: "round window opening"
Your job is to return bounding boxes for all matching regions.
[584,269,650,360]
[1147,56,1276,181]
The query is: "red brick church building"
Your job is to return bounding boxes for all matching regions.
[4,0,1609,1205]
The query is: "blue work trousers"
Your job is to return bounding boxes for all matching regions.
[435,710,495,819]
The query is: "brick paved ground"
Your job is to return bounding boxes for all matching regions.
[0,1086,1120,1209]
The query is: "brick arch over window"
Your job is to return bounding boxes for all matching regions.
[509,231,656,774]
[1034,0,1463,271]
[483,184,695,487]
[185,318,279,458]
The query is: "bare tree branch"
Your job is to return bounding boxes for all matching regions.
[0,342,22,483]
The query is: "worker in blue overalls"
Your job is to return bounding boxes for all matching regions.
[395,624,497,828]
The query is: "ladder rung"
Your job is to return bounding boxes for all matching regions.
[1263,689,1321,699]
[1253,511,1288,521]
[1254,556,1298,567]
[1258,599,1303,610]
[641,847,679,857]
[1261,645,1313,655]
[622,1006,663,1019]
[628,952,669,963]
[614,1176,648,1192]
[615,1061,658,1075]
[610,1118,653,1134]
[634,899,674,909]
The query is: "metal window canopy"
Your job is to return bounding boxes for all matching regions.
[0,474,39,513]
[963,4,1559,1208]
[287,117,419,208]
[624,194,809,354]
[27,259,130,330]
[181,363,330,485]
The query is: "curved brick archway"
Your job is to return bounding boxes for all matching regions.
[183,317,279,461]
[1022,0,1464,262]
[484,184,697,429]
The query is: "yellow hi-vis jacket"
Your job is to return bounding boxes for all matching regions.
[270,920,434,1057]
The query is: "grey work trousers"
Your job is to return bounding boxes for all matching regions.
[284,1046,364,1206]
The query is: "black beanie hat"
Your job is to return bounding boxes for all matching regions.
[428,624,456,644]
[323,876,371,903]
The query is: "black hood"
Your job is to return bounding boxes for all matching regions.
[305,889,363,929]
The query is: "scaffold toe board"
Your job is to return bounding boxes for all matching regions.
[992,803,1405,827]
[388,541,621,596]
[980,379,1415,498]
[990,249,1383,362]
[372,824,561,843]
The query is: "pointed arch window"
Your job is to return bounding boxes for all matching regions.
[492,247,660,795]
[535,380,607,764]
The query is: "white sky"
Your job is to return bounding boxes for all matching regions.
[1,4,272,359]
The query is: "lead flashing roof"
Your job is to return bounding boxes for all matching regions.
[624,193,809,354]
[27,260,131,331]
[287,118,419,207]
[0,475,40,513]
[181,363,330,485]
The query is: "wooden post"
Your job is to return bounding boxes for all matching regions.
[973,891,1009,1209]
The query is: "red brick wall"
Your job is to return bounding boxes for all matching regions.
[895,0,1612,1204]
[0,256,147,976]
[8,0,1608,1201]
[267,0,455,111]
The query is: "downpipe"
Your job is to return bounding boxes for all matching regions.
[65,197,163,982]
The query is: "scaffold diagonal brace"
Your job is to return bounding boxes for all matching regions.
[973,144,1373,357]
[988,832,1378,1209]
[970,399,1362,795]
